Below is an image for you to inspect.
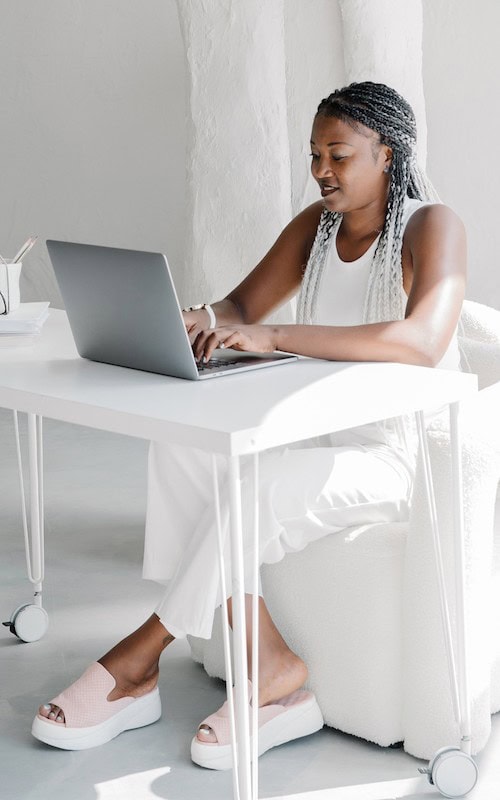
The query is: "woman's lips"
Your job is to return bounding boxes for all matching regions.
[320,185,338,197]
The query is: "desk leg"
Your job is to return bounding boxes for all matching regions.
[449,401,472,753]
[250,454,260,800]
[227,455,252,800]
[27,413,44,596]
[2,412,49,643]
[415,409,477,797]
[415,411,462,724]
[211,456,240,800]
[211,454,259,800]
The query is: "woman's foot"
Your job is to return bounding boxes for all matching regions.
[32,661,163,750]
[38,614,174,724]
[196,649,308,743]
[197,596,308,743]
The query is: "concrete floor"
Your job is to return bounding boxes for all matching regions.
[1,408,500,800]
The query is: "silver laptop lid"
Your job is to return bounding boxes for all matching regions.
[47,240,200,380]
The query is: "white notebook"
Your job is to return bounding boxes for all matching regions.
[0,302,50,334]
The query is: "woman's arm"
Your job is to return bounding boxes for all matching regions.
[194,204,466,366]
[184,201,323,337]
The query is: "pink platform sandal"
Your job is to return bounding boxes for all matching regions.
[191,681,324,770]
[31,662,161,750]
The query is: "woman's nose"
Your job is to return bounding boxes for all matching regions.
[312,156,333,179]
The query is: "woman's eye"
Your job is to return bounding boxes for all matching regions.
[309,152,346,162]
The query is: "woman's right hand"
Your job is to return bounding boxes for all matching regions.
[183,308,213,344]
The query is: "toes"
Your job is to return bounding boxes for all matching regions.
[39,704,52,719]
[197,724,217,744]
[39,704,65,723]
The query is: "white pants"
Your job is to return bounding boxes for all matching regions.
[143,437,413,640]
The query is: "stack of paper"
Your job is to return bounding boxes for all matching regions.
[0,302,50,346]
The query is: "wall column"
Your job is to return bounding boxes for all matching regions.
[338,0,427,165]
[176,0,292,316]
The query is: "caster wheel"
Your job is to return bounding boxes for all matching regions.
[3,604,49,642]
[428,746,478,798]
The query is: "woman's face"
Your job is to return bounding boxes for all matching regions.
[310,114,392,214]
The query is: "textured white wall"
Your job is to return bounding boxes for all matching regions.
[422,0,500,308]
[174,0,344,311]
[338,0,427,166]
[284,0,345,216]
[176,0,292,309]
[0,1,498,310]
[0,0,186,307]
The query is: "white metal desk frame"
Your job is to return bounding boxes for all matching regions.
[0,311,478,800]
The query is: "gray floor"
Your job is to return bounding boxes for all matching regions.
[1,408,500,800]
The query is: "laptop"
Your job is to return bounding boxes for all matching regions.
[46,240,298,380]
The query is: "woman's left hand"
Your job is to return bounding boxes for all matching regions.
[193,324,279,363]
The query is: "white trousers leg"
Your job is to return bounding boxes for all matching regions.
[143,439,413,640]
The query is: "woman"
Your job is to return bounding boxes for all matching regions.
[33,82,466,766]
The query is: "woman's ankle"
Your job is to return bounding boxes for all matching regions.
[254,649,308,707]
[96,614,175,691]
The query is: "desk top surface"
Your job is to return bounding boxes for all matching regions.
[0,310,477,455]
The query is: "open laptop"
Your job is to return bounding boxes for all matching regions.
[46,240,297,380]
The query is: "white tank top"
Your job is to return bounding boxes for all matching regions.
[313,197,461,369]
[310,198,461,452]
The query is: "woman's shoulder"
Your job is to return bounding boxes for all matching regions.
[278,200,325,259]
[293,200,325,231]
[404,200,465,241]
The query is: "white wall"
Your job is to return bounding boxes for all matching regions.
[0,1,498,309]
[177,0,293,311]
[284,0,345,216]
[339,0,428,166]
[422,0,500,307]
[0,0,186,307]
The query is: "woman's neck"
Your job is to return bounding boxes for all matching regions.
[335,202,387,262]
[339,202,388,242]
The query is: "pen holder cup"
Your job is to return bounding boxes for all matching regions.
[0,261,22,314]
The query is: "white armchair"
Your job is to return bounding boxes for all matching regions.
[189,300,500,759]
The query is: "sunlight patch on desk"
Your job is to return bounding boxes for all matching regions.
[95,766,171,799]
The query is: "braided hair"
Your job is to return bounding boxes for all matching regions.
[297,81,439,325]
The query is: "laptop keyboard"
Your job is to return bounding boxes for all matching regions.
[197,356,248,373]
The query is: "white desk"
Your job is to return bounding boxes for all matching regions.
[0,310,478,799]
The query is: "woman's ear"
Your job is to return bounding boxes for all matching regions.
[383,146,393,174]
